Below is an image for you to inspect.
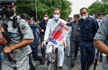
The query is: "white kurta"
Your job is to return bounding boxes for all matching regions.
[44,18,67,66]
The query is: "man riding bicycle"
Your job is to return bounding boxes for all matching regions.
[41,8,67,70]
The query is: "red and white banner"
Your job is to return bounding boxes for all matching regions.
[47,21,70,48]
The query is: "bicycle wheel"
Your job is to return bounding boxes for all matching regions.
[48,63,55,70]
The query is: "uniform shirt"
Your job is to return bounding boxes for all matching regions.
[78,16,99,41]
[44,18,67,41]
[94,15,108,70]
[94,15,108,42]
[39,20,47,38]
[3,14,34,60]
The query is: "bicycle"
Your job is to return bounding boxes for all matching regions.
[44,43,65,70]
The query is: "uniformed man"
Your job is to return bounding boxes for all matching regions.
[24,15,44,70]
[29,17,43,64]
[0,0,34,70]
[79,7,99,70]
[94,14,108,70]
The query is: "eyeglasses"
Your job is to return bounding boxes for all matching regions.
[80,12,86,15]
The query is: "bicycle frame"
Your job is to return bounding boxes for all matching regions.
[44,43,64,70]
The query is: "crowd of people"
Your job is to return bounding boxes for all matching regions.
[0,0,108,70]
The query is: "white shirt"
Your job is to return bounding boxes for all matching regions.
[44,18,67,41]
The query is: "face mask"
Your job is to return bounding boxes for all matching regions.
[30,22,34,24]
[97,19,102,26]
[43,17,48,21]
[53,14,59,20]
[3,8,14,17]
[97,19,102,23]
[81,15,88,20]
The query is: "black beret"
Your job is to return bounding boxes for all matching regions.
[1,0,16,6]
[25,15,31,20]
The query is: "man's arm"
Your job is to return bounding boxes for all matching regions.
[94,40,108,55]
[66,21,72,26]
[37,28,40,40]
[38,22,44,32]
[0,25,7,45]
[3,19,34,53]
[3,39,33,53]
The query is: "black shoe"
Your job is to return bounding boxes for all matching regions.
[86,67,90,70]
[67,55,70,58]
[71,62,74,67]
[99,58,103,62]
[71,59,75,67]
[59,67,63,70]
[40,59,45,65]
[47,60,51,66]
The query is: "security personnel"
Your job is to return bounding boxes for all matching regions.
[79,7,99,70]
[1,0,34,70]
[94,14,108,70]
[24,15,43,70]
[29,17,43,64]
[67,14,80,67]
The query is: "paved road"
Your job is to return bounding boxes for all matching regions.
[32,47,102,70]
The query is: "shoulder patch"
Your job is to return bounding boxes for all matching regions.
[22,25,26,30]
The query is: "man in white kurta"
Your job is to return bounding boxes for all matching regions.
[42,8,67,70]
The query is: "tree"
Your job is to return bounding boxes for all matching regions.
[88,1,108,16]
[101,0,108,3]
[16,0,72,21]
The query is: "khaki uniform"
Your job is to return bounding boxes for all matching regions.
[1,14,34,70]
[94,14,108,70]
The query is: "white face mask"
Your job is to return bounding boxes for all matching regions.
[53,14,60,20]
[81,15,88,20]
[43,17,48,21]
[97,19,102,26]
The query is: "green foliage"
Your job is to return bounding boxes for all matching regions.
[16,0,72,21]
[88,1,108,16]
[102,0,108,3]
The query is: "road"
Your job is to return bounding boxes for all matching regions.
[32,47,102,70]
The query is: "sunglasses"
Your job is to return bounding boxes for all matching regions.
[80,12,86,15]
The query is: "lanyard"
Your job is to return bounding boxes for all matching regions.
[83,21,88,27]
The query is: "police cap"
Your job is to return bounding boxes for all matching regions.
[1,0,16,6]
